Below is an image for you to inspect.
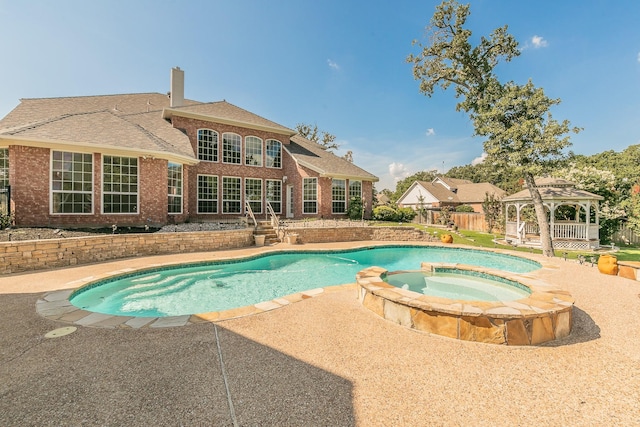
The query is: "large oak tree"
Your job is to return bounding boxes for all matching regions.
[407,0,579,256]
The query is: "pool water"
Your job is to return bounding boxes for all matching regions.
[384,271,531,302]
[70,246,540,317]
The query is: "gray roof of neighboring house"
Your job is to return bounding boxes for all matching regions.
[286,135,378,181]
[400,180,507,205]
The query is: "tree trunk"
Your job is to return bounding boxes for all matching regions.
[523,172,554,257]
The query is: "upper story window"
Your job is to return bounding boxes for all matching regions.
[168,162,183,214]
[103,156,138,214]
[198,129,218,162]
[303,177,317,214]
[0,148,8,187]
[51,151,93,214]
[332,179,346,214]
[265,139,282,168]
[245,136,263,166]
[222,133,241,164]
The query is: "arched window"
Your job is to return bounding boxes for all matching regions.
[265,139,282,168]
[222,133,241,164]
[197,129,218,162]
[245,136,263,166]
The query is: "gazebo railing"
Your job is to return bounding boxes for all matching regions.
[506,221,599,241]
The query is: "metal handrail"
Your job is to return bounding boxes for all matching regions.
[266,201,278,225]
[244,200,257,228]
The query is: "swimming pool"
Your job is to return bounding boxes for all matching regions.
[70,245,541,317]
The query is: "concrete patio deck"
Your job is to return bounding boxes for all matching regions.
[1,241,639,426]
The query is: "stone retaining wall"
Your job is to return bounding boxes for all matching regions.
[0,229,254,274]
[0,226,433,275]
[289,226,429,243]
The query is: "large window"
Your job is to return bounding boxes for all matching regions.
[51,151,93,214]
[222,133,241,164]
[222,176,241,214]
[303,177,317,214]
[349,180,362,208]
[198,129,218,162]
[168,162,182,214]
[103,156,138,214]
[245,178,262,214]
[332,179,346,214]
[245,136,263,166]
[197,175,218,213]
[266,180,282,213]
[265,139,281,168]
[0,148,8,187]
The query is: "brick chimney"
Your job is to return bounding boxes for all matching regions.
[170,67,184,108]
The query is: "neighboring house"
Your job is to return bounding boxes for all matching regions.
[396,177,506,213]
[0,67,378,228]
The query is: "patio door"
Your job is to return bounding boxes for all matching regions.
[286,185,293,218]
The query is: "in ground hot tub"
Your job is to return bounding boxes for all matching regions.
[356,262,573,345]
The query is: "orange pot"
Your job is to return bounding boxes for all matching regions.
[440,234,453,244]
[597,254,618,275]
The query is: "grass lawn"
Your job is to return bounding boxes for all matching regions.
[371,221,640,262]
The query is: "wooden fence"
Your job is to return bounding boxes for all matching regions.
[416,211,490,233]
[612,225,640,245]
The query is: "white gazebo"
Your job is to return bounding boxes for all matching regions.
[503,178,604,250]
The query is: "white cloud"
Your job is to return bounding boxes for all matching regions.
[388,162,411,182]
[327,59,340,70]
[425,128,435,137]
[531,35,548,49]
[637,52,640,63]
[471,152,487,165]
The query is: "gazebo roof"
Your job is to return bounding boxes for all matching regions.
[503,178,603,203]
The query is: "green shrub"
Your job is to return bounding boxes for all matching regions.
[455,205,475,212]
[0,212,14,229]
[397,207,417,222]
[373,205,398,221]
[347,196,364,220]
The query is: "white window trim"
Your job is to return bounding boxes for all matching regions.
[332,178,347,215]
[168,162,183,215]
[102,155,139,215]
[50,150,94,215]
[265,139,282,169]
[244,135,263,167]
[222,175,242,215]
[222,132,242,165]
[197,174,219,214]
[245,177,263,214]
[302,177,318,215]
[197,129,219,163]
[266,179,282,214]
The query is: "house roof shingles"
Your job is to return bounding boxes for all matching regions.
[287,135,378,181]
[0,92,379,182]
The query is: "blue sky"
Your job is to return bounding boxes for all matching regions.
[1,1,639,191]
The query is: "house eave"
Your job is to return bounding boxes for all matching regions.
[0,135,199,165]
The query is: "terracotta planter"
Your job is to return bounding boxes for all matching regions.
[440,234,453,244]
[597,254,618,275]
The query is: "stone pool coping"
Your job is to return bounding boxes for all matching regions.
[356,262,574,345]
[34,243,550,330]
[36,282,355,329]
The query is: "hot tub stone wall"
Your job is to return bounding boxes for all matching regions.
[356,264,574,346]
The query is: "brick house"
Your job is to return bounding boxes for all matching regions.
[0,68,378,228]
